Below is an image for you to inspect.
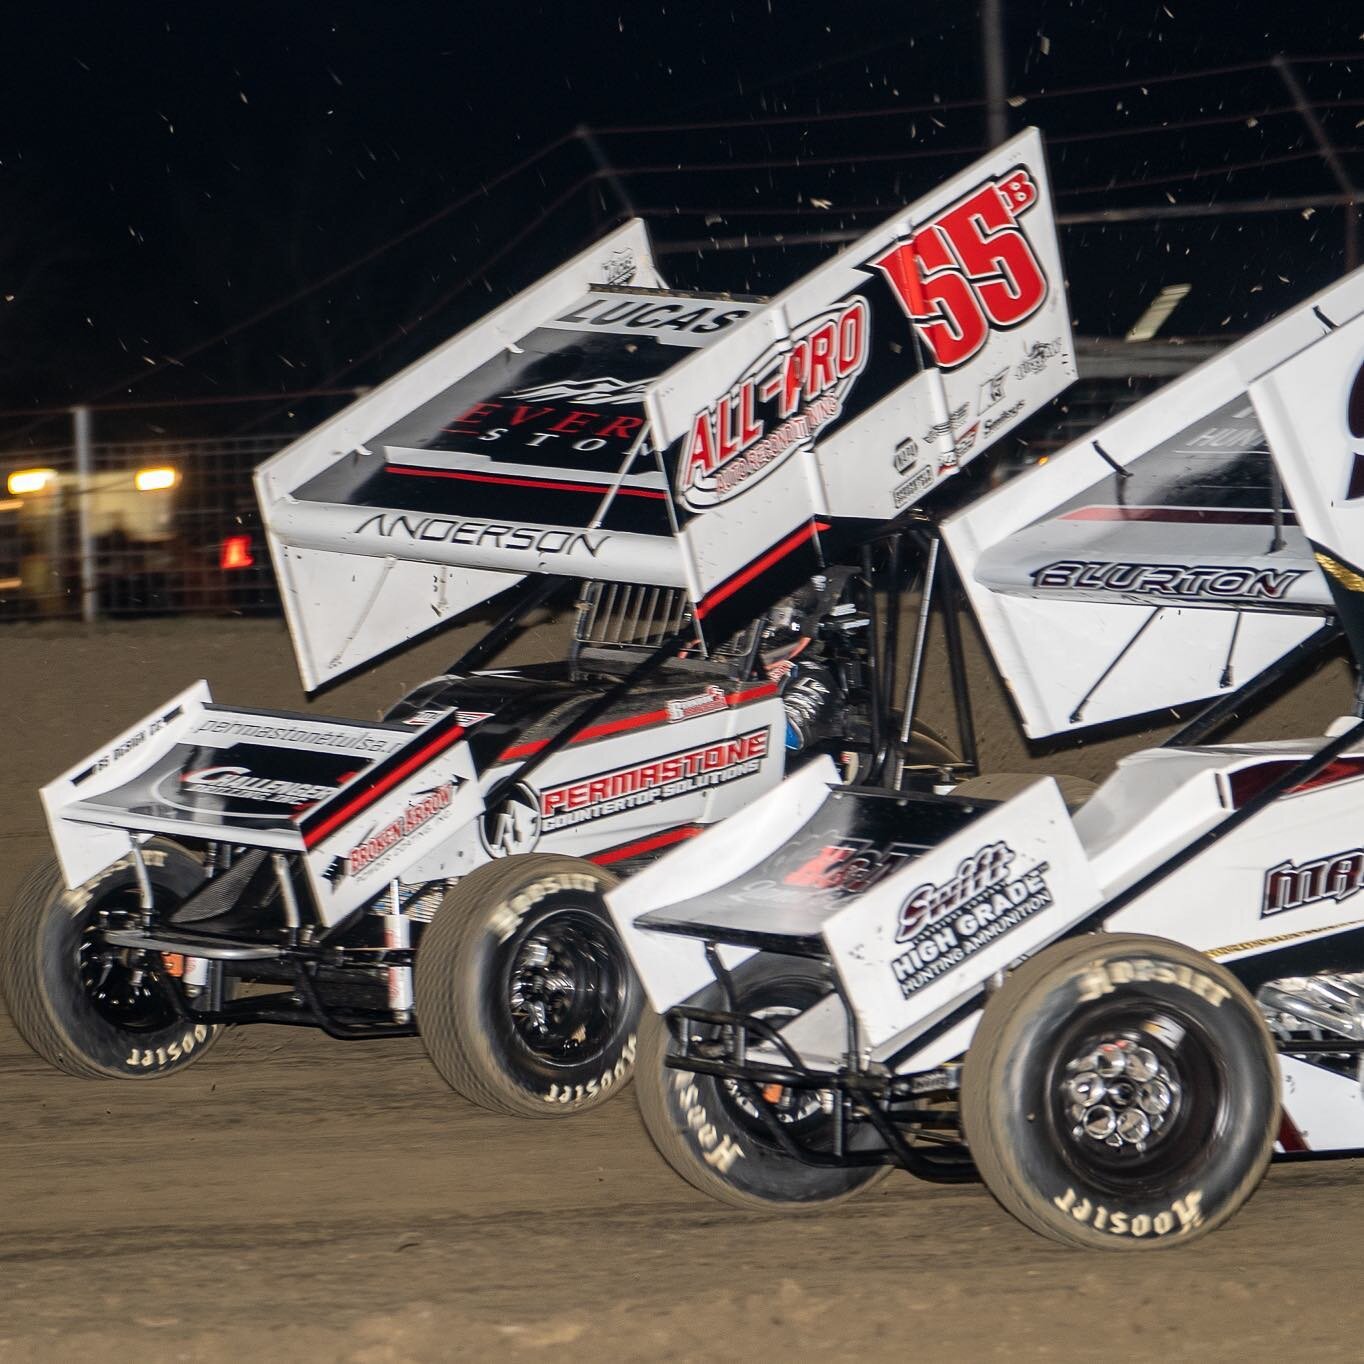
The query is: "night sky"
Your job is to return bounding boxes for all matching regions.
[2,3,1361,445]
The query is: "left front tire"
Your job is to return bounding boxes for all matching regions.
[414,854,641,1117]
[0,843,222,1079]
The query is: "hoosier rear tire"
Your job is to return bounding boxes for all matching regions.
[961,933,1278,1250]
[414,854,641,1117]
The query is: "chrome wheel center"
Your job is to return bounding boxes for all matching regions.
[1060,1034,1179,1153]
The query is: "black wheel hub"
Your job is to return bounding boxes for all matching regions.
[78,887,178,1032]
[716,999,835,1144]
[506,909,625,1063]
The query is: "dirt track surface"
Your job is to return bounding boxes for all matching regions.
[5,616,1364,1361]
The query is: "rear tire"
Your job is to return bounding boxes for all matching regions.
[0,843,222,1079]
[636,955,892,1211]
[414,854,640,1117]
[961,933,1278,1249]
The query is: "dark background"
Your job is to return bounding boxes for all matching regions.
[1,2,1361,444]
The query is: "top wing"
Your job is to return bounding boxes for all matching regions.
[943,267,1364,738]
[259,131,1074,689]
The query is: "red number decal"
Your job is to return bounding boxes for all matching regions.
[871,168,1048,370]
[933,181,1046,328]
[877,230,988,370]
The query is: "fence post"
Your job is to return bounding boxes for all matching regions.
[72,404,97,623]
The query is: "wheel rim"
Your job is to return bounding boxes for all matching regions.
[722,1003,831,1133]
[77,882,179,1032]
[1044,1005,1220,1193]
[505,907,627,1065]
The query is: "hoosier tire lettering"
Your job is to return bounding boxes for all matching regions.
[487,872,603,942]
[124,1024,212,1070]
[1076,957,1230,1008]
[1052,1187,1205,1239]
[545,1034,638,1104]
[671,1071,746,1173]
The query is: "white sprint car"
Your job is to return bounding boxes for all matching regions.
[608,261,1364,1247]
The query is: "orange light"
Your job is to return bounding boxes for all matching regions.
[7,467,58,495]
[160,952,186,978]
[134,466,179,492]
[220,534,254,570]
[761,1083,785,1105]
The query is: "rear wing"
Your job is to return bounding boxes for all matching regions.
[258,129,1074,689]
[943,266,1364,738]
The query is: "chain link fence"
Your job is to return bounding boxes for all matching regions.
[0,341,1210,624]
[0,432,286,620]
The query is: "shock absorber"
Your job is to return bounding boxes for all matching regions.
[385,882,414,1023]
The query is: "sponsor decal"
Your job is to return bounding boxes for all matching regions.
[978,366,1009,414]
[764,658,796,685]
[539,728,769,831]
[893,435,920,474]
[889,841,1053,998]
[189,718,402,754]
[922,402,970,448]
[679,297,870,509]
[479,781,542,858]
[893,466,935,507]
[871,166,1048,370]
[438,396,647,459]
[177,766,336,806]
[506,377,651,407]
[74,717,169,783]
[402,708,493,728]
[354,513,607,559]
[1052,1188,1204,1238]
[1014,336,1065,379]
[347,783,456,878]
[550,294,757,341]
[1030,560,1307,602]
[599,249,636,286]
[1262,847,1364,917]
[665,685,728,722]
[1182,421,1263,452]
[983,399,1026,436]
[149,743,364,824]
[950,423,979,460]
[784,838,923,895]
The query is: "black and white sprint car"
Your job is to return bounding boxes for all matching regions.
[608,259,1364,1248]
[1,131,1074,1116]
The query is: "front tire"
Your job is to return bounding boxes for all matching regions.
[0,844,222,1079]
[414,854,640,1117]
[636,955,892,1211]
[962,933,1278,1249]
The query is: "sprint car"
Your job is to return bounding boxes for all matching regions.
[607,261,1364,1246]
[0,130,1074,1116]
